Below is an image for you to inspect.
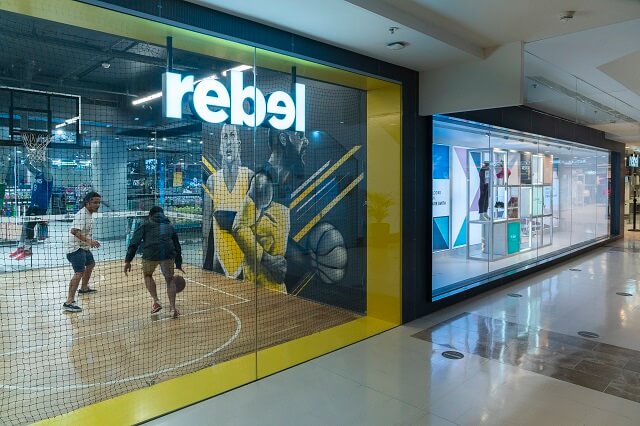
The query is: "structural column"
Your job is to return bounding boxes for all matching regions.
[91,137,128,240]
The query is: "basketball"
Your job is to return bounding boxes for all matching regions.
[306,222,347,284]
[173,275,186,293]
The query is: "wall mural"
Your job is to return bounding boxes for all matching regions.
[200,74,366,312]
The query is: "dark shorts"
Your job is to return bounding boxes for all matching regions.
[66,249,95,273]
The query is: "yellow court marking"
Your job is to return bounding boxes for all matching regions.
[202,156,216,174]
[293,173,364,242]
[290,146,361,209]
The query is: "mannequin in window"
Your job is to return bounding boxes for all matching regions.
[478,161,490,220]
[10,155,53,260]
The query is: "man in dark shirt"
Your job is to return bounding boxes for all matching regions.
[123,206,184,318]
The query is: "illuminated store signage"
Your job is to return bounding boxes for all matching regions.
[629,155,639,168]
[162,70,305,131]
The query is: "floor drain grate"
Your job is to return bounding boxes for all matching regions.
[616,292,633,296]
[578,331,600,339]
[507,293,523,298]
[569,268,582,271]
[442,351,464,360]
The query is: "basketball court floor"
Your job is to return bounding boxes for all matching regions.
[0,260,359,424]
[148,236,640,425]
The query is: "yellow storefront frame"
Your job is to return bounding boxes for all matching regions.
[0,0,403,424]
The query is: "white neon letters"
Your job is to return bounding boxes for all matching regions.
[163,70,305,132]
[193,78,230,124]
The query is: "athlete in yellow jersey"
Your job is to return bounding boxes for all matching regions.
[233,171,289,293]
[203,124,253,278]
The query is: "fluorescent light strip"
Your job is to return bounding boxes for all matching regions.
[221,65,252,76]
[130,72,222,106]
[131,92,163,106]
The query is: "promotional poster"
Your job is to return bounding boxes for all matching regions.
[200,71,367,313]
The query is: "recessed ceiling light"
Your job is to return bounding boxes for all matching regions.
[560,11,575,22]
[386,41,408,50]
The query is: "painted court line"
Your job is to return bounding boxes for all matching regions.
[1,300,248,355]
[0,307,242,391]
[77,300,248,340]
[185,276,250,303]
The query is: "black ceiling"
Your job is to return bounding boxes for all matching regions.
[0,9,235,105]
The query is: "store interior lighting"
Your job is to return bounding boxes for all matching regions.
[130,69,230,106]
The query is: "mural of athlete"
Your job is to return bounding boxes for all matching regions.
[233,170,289,292]
[10,154,53,260]
[202,124,253,277]
[263,130,308,206]
[232,129,308,293]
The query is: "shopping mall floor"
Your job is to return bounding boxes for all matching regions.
[146,235,640,426]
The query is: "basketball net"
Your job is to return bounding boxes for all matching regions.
[22,132,52,163]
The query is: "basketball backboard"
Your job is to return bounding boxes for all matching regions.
[0,86,81,144]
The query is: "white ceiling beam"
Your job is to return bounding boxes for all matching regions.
[345,0,485,59]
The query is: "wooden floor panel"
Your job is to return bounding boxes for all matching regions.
[0,261,360,424]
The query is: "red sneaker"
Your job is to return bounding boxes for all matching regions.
[151,302,162,314]
[9,247,23,258]
[14,249,32,260]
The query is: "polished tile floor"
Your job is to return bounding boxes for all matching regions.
[146,237,640,426]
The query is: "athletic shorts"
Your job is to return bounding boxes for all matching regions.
[66,249,95,273]
[142,259,174,277]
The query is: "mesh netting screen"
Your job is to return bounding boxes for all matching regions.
[0,9,366,424]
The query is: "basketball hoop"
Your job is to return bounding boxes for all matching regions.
[22,132,52,163]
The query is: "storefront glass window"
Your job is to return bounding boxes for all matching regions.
[432,115,610,300]
[0,1,401,424]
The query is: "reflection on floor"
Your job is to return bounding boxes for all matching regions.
[149,236,640,426]
[414,312,640,402]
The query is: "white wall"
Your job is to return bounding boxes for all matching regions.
[420,42,523,116]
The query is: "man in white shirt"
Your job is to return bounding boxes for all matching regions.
[63,191,101,313]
